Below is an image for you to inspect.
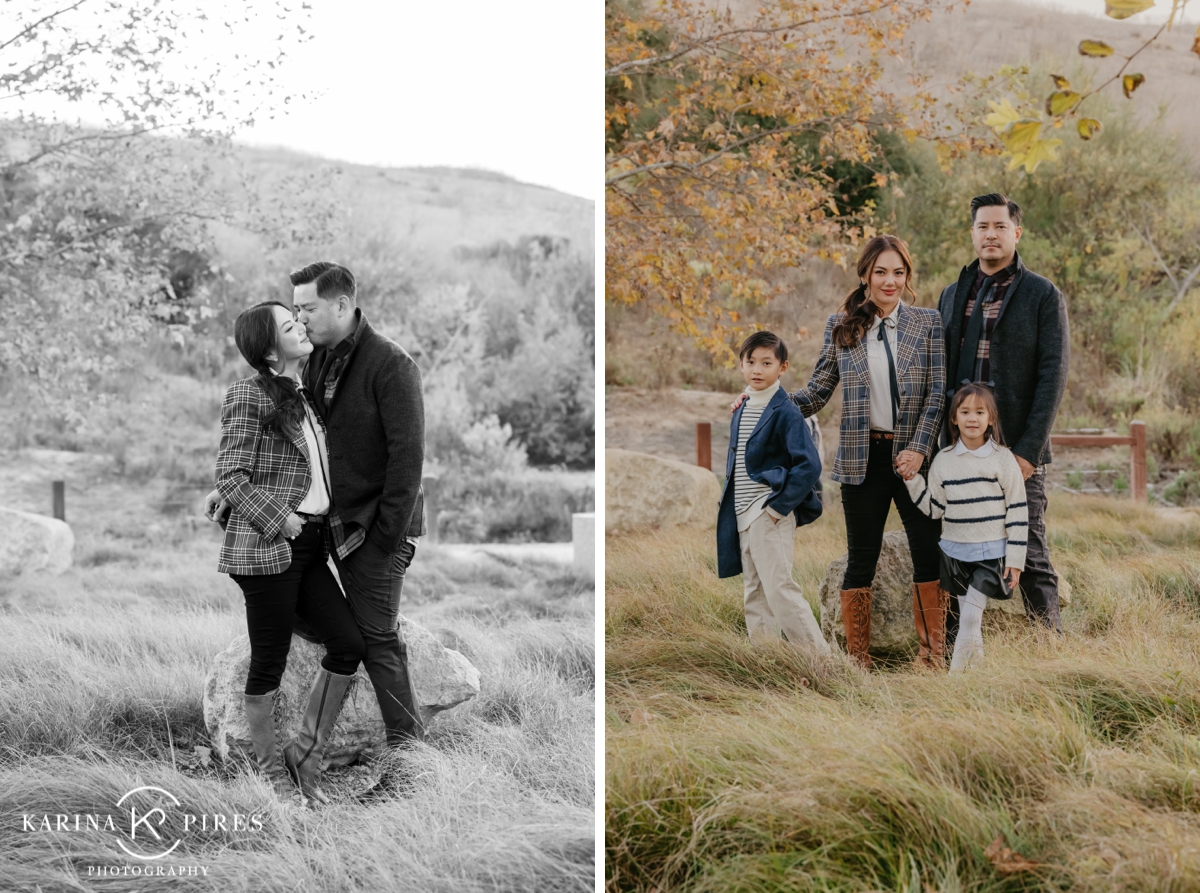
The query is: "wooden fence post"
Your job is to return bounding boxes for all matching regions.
[52,481,65,521]
[696,422,711,470]
[1130,419,1147,504]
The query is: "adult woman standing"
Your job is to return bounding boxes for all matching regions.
[792,235,947,669]
[216,301,365,801]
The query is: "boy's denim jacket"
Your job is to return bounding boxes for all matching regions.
[717,387,823,578]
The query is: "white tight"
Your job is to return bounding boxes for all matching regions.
[950,585,988,672]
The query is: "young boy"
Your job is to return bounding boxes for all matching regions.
[717,331,829,654]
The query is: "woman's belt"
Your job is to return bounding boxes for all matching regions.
[296,511,327,526]
[868,431,896,441]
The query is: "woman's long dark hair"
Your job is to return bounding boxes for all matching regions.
[830,234,919,349]
[233,301,307,437]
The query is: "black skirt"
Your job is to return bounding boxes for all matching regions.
[940,553,1013,601]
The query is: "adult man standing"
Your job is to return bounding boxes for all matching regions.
[288,261,427,748]
[940,193,1070,633]
[207,262,427,757]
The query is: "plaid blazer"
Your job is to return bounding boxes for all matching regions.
[791,304,946,485]
[215,377,320,575]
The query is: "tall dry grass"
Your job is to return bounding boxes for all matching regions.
[1,546,594,892]
[606,494,1200,891]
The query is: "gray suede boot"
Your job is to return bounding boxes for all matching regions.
[283,669,355,804]
[243,690,298,799]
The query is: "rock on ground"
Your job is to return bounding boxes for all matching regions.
[204,616,480,767]
[818,530,1072,656]
[606,448,721,531]
[0,507,74,576]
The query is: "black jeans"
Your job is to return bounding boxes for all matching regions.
[840,437,942,589]
[946,468,1061,641]
[231,520,367,696]
[332,535,424,746]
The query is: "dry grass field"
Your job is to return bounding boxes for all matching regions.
[606,493,1200,891]
[0,456,595,893]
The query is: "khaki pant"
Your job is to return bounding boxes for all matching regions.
[740,511,830,654]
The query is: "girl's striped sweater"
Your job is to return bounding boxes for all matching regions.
[903,443,1029,570]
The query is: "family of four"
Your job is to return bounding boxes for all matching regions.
[205,261,426,803]
[719,192,1070,671]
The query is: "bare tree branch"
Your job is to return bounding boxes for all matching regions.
[604,5,894,77]
[605,121,842,185]
[0,0,93,54]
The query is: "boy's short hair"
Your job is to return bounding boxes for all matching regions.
[738,331,787,364]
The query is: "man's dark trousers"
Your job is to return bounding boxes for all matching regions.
[945,467,1061,641]
[332,538,424,745]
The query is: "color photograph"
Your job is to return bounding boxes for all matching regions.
[605,0,1200,888]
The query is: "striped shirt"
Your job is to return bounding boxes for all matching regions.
[904,441,1029,569]
[734,382,778,531]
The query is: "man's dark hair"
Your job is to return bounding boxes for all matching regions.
[970,193,1022,227]
[738,330,787,364]
[289,261,357,302]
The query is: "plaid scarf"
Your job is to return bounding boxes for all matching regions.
[960,257,1018,383]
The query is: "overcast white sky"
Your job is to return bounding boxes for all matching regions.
[235,0,599,200]
[10,0,599,201]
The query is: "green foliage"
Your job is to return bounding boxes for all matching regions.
[1164,471,1200,506]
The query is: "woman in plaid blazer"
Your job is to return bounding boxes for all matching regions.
[215,301,366,802]
[791,235,948,670]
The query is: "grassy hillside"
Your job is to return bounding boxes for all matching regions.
[606,494,1200,891]
[0,457,595,892]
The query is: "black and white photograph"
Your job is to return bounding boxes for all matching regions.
[0,1,597,890]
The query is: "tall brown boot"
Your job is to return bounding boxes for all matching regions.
[912,580,951,671]
[839,587,873,669]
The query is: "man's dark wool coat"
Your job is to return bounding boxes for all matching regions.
[938,252,1070,467]
[716,386,823,579]
[304,311,426,551]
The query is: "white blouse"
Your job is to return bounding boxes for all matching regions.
[865,303,901,432]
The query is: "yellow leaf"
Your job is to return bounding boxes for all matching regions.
[1021,136,1064,172]
[1078,39,1116,56]
[1105,0,1155,19]
[1002,118,1043,155]
[1122,73,1146,97]
[621,75,632,90]
[1050,74,1071,90]
[1193,25,1200,60]
[1077,117,1103,139]
[984,98,1021,130]
[1045,90,1082,115]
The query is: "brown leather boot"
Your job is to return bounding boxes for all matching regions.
[912,580,951,671]
[839,587,873,669]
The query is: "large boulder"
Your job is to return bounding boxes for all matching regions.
[204,616,480,766]
[0,507,74,576]
[606,448,721,531]
[818,531,1072,657]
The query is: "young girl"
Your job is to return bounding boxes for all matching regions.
[903,383,1027,671]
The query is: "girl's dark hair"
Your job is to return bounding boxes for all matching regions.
[831,234,918,349]
[233,301,307,436]
[947,383,1006,446]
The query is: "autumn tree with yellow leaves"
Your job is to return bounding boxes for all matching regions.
[605,0,968,356]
